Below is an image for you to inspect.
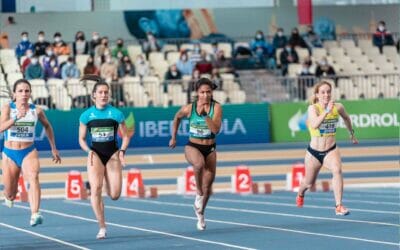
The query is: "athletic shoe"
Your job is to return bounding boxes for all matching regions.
[30,212,43,227]
[96,228,107,239]
[196,213,206,231]
[4,197,14,208]
[296,195,304,207]
[335,204,350,216]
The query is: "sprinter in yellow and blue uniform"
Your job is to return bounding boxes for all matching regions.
[169,78,222,231]
[0,79,61,227]
[296,80,358,216]
[78,75,131,239]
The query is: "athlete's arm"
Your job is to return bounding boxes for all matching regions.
[204,102,222,134]
[337,103,358,144]
[37,106,61,163]
[169,104,191,148]
[79,122,91,153]
[0,103,16,133]
[118,122,130,151]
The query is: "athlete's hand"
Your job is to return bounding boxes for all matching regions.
[119,151,126,167]
[17,106,27,119]
[350,134,359,144]
[169,138,176,149]
[326,101,334,114]
[52,149,61,164]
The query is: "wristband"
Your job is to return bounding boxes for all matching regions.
[119,149,126,155]
[349,129,355,136]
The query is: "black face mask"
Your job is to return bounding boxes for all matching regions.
[117,43,123,48]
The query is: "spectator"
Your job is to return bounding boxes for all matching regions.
[195,51,213,75]
[211,68,223,90]
[288,28,308,48]
[176,51,194,76]
[298,60,315,100]
[72,31,89,56]
[163,64,182,92]
[372,20,394,53]
[44,56,61,80]
[250,30,275,69]
[315,57,336,78]
[213,50,235,75]
[280,44,299,76]
[21,49,33,73]
[34,31,50,57]
[189,43,202,66]
[94,36,109,65]
[100,55,118,82]
[89,32,101,56]
[42,45,56,68]
[52,32,70,56]
[142,32,163,58]
[25,56,44,80]
[83,56,100,75]
[134,54,150,78]
[209,42,220,62]
[61,56,80,80]
[303,25,323,51]
[272,28,288,49]
[15,31,33,60]
[187,69,201,103]
[112,38,129,58]
[118,55,135,78]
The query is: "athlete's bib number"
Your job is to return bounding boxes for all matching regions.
[319,119,337,135]
[189,126,211,137]
[9,122,35,140]
[91,127,114,142]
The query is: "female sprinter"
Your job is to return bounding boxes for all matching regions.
[296,80,358,215]
[169,77,222,230]
[0,79,61,226]
[78,75,131,239]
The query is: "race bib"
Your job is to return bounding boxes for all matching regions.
[91,127,114,142]
[190,126,211,138]
[319,119,338,135]
[8,121,35,141]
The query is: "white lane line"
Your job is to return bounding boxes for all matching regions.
[67,200,399,247]
[123,198,399,227]
[208,197,400,215]
[12,204,256,250]
[248,195,400,206]
[0,222,90,250]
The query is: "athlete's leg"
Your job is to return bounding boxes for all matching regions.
[324,147,344,206]
[200,151,216,214]
[104,151,123,200]
[185,146,205,196]
[1,153,21,201]
[87,151,106,229]
[21,149,40,215]
[298,151,322,197]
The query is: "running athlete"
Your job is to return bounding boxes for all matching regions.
[169,77,222,230]
[0,79,61,226]
[78,75,131,239]
[296,80,358,215]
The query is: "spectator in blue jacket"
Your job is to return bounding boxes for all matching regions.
[272,28,288,49]
[372,21,394,53]
[250,30,276,69]
[61,56,80,80]
[25,56,44,80]
[15,31,34,60]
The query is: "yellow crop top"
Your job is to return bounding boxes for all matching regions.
[308,103,339,137]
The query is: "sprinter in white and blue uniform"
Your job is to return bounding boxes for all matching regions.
[0,79,61,227]
[78,75,131,239]
[169,78,222,231]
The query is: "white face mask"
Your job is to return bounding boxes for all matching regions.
[93,35,99,40]
[106,58,112,64]
[66,62,72,66]
[50,61,56,67]
[277,31,283,37]
[38,36,44,42]
[27,52,33,58]
[54,37,61,43]
[378,25,385,31]
[320,60,327,66]
[256,34,262,39]
[31,58,38,64]
[22,36,28,42]
[46,51,53,56]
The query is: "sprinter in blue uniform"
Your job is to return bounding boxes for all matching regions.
[169,78,222,231]
[78,75,131,239]
[0,79,61,226]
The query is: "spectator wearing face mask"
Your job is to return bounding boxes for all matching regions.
[44,55,61,80]
[176,51,194,76]
[298,60,315,100]
[118,55,135,78]
[142,32,163,58]
[94,37,109,65]
[134,54,150,78]
[83,56,100,75]
[288,28,308,48]
[112,38,129,59]
[15,31,33,60]
[61,56,80,80]
[100,55,118,82]
[25,56,44,80]
[189,43,203,67]
[250,30,276,69]
[163,63,182,92]
[34,31,50,56]
[21,49,33,73]
[42,45,57,68]
[273,28,288,49]
[89,32,101,56]
[303,25,323,52]
[280,44,299,76]
[72,31,89,56]
[372,20,395,53]
[53,32,70,56]
[315,57,336,78]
